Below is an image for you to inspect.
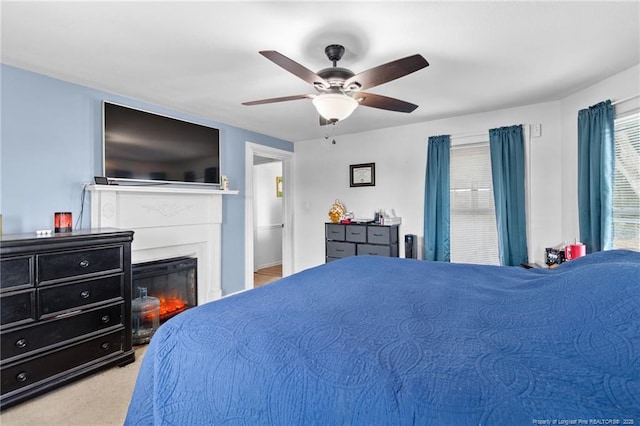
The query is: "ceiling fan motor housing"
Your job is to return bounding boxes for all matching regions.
[317,67,355,89]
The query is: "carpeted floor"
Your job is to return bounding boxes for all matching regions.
[0,345,147,425]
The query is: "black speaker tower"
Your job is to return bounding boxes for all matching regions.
[405,234,417,259]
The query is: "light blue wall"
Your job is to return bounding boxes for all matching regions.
[0,64,293,295]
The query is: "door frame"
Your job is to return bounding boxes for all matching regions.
[244,142,294,290]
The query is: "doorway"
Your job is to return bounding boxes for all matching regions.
[244,142,294,291]
[253,156,283,287]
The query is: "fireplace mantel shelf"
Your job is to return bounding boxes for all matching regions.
[88,184,239,195]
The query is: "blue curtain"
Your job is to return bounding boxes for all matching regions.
[423,135,450,261]
[489,125,528,266]
[578,100,614,253]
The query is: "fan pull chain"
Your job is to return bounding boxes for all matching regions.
[324,121,337,144]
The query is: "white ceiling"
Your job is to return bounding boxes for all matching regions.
[2,1,639,142]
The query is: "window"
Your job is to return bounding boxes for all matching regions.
[613,111,640,250]
[450,143,500,264]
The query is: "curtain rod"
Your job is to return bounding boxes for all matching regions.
[449,131,488,139]
[449,123,532,140]
[612,93,640,106]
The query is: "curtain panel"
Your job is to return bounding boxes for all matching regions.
[577,100,614,253]
[489,125,528,266]
[423,135,451,261]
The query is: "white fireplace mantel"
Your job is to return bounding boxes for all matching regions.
[89,185,237,304]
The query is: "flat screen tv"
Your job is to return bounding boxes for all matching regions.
[103,102,220,185]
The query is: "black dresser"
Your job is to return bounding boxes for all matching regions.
[0,228,135,409]
[325,222,399,262]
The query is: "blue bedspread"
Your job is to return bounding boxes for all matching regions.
[125,250,640,425]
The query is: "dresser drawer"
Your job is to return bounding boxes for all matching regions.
[1,329,125,396]
[39,275,123,318]
[1,257,33,291]
[357,244,392,257]
[326,241,356,258]
[1,302,124,361]
[345,225,367,243]
[37,246,123,284]
[367,226,397,245]
[325,224,345,241]
[0,290,36,327]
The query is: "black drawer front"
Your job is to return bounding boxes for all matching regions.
[1,302,124,361]
[367,226,396,244]
[37,246,123,284]
[1,330,124,395]
[326,241,356,258]
[357,244,392,257]
[325,224,345,241]
[39,275,123,318]
[0,257,33,291]
[0,291,36,327]
[345,225,367,243]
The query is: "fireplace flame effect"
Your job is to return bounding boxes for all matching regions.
[158,297,188,320]
[142,297,189,322]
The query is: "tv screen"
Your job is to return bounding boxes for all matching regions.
[103,102,220,185]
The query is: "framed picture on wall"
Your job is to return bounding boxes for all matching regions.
[276,176,283,197]
[350,163,375,187]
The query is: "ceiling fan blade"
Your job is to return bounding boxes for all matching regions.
[357,92,419,113]
[319,116,331,126]
[344,54,429,91]
[260,50,330,89]
[242,94,313,106]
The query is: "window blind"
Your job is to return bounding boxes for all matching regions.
[450,143,500,264]
[613,111,640,250]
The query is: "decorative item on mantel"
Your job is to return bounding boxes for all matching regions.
[328,199,346,223]
[220,175,229,191]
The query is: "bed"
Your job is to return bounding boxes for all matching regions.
[125,250,640,425]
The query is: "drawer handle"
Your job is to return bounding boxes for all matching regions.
[350,232,361,235]
[101,342,111,351]
[16,372,28,383]
[101,315,111,324]
[15,338,28,349]
[336,249,344,252]
[368,253,378,255]
[79,259,90,268]
[373,233,384,237]
[80,290,91,299]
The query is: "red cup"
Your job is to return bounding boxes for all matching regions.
[565,243,586,261]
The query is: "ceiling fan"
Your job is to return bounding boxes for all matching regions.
[242,44,429,124]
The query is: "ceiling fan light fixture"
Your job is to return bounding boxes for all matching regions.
[312,93,358,122]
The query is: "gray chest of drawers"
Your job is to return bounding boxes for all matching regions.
[0,228,135,410]
[325,223,399,262]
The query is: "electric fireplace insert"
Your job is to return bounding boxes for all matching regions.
[131,256,197,322]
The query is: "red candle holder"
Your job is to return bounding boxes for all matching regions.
[54,212,72,233]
